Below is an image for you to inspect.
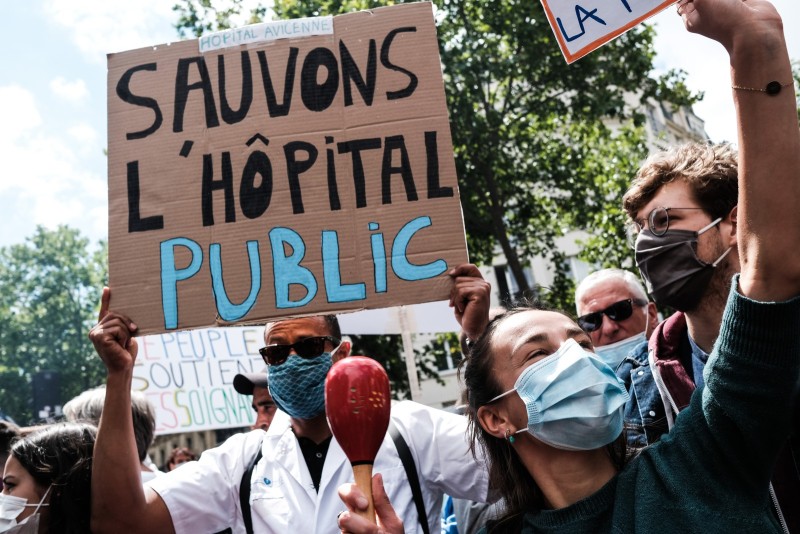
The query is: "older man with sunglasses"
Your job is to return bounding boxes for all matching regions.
[88,296,490,534]
[575,268,658,360]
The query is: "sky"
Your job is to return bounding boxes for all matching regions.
[1,0,798,249]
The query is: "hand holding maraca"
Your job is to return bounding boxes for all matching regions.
[337,473,404,534]
[326,356,392,524]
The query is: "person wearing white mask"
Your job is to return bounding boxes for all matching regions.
[89,308,490,534]
[575,269,657,368]
[1,423,95,533]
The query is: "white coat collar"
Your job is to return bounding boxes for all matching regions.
[262,409,348,496]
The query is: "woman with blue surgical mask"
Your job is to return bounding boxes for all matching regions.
[456,288,797,533]
[341,282,800,534]
[1,423,95,534]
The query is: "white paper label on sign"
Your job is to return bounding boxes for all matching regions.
[199,16,334,53]
[540,0,675,63]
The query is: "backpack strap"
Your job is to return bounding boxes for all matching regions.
[388,420,430,534]
[239,439,264,534]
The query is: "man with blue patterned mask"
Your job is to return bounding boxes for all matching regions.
[575,269,657,370]
[89,306,491,533]
[261,316,350,438]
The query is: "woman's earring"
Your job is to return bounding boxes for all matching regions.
[505,428,516,444]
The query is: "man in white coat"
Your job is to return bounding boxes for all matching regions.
[88,296,490,534]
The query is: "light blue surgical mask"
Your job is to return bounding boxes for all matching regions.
[594,312,650,371]
[489,338,629,451]
[594,332,647,371]
[267,345,339,419]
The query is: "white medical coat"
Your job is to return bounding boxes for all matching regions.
[149,401,490,534]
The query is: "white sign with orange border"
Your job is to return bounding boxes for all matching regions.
[540,0,676,63]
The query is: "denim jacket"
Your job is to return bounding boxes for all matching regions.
[616,339,668,448]
[617,312,693,448]
[616,311,800,533]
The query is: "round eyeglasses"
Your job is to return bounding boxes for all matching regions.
[633,207,706,236]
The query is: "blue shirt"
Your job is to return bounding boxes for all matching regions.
[688,335,709,389]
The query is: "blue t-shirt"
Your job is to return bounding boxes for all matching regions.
[442,494,459,534]
[688,335,709,389]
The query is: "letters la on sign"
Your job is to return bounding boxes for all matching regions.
[540,0,675,63]
[107,2,468,336]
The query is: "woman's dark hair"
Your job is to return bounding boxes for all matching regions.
[10,422,96,534]
[460,302,629,530]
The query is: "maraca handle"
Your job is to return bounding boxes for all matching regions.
[352,463,376,523]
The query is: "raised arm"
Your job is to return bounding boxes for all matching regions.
[449,264,492,342]
[88,288,174,534]
[680,0,800,300]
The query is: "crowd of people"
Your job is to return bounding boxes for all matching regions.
[2,0,799,532]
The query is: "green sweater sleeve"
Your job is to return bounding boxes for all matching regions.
[672,275,800,499]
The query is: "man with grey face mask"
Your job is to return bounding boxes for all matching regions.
[620,142,799,532]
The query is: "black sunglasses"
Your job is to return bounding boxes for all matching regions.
[259,336,340,366]
[577,299,645,333]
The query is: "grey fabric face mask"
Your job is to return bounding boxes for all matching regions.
[635,218,731,311]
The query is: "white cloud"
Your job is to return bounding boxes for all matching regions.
[44,0,178,64]
[0,86,42,144]
[0,85,106,245]
[650,0,800,144]
[50,76,89,103]
[67,122,101,160]
[43,0,276,65]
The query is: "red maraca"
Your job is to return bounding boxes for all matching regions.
[325,356,391,523]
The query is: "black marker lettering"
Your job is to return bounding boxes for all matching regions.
[116,63,163,140]
[301,47,339,112]
[218,51,253,125]
[284,141,319,214]
[381,27,418,100]
[127,161,164,232]
[339,39,376,106]
[174,57,220,133]
[381,135,417,204]
[257,48,298,118]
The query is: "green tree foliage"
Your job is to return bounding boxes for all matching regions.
[173,0,268,38]
[0,226,107,424]
[350,333,443,399]
[173,0,695,309]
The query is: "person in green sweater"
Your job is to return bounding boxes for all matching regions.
[336,0,800,532]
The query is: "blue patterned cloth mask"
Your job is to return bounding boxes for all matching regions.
[267,350,335,419]
[489,338,629,451]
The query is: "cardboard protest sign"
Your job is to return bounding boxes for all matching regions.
[107,2,467,335]
[136,327,264,435]
[540,0,675,63]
